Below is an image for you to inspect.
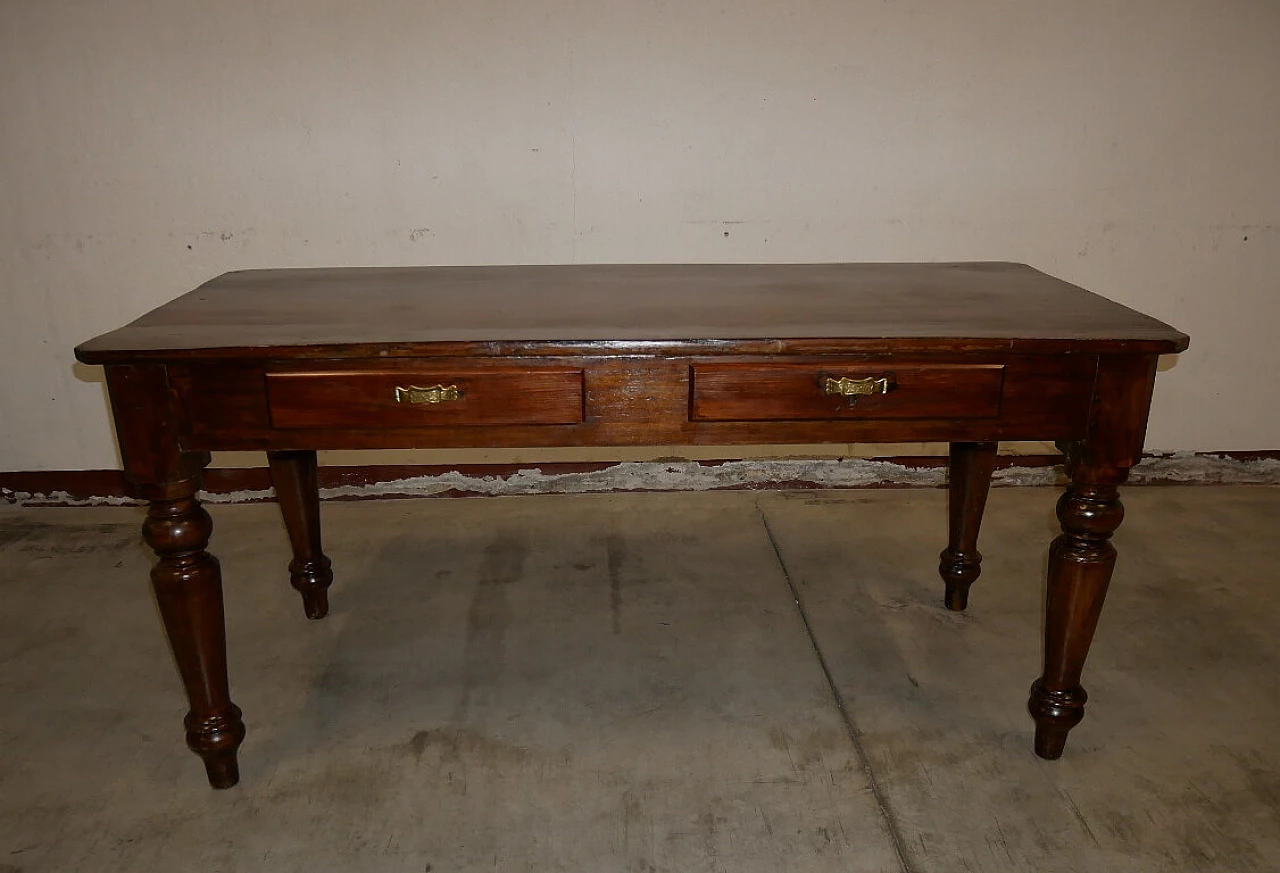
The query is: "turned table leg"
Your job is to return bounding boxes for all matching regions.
[939,441,999,611]
[1026,354,1158,758]
[143,473,247,788]
[267,450,334,619]
[1028,457,1126,758]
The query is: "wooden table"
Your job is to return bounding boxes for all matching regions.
[75,263,1188,789]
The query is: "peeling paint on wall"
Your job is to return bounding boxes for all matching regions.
[2,453,1276,508]
[1,490,140,507]
[1131,452,1280,485]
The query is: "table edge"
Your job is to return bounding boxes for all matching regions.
[74,334,1189,366]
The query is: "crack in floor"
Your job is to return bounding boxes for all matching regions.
[757,500,916,873]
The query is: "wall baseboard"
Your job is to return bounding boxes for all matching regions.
[2,451,1277,508]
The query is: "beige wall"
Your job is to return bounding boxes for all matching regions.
[2,1,1278,472]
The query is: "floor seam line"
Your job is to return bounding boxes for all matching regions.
[757,500,916,873]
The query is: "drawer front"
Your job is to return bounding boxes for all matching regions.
[266,368,584,429]
[691,363,1005,421]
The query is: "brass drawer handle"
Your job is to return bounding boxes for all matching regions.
[822,375,896,396]
[394,384,463,404]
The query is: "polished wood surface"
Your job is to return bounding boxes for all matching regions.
[76,262,1187,362]
[1028,354,1160,757]
[265,367,586,429]
[106,361,246,788]
[144,473,245,789]
[168,352,1100,452]
[691,362,1005,421]
[266,450,333,620]
[939,441,1000,611]
[75,263,1186,788]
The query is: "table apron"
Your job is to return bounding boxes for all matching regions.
[165,354,1099,453]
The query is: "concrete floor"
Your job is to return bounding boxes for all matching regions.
[1,487,1277,872]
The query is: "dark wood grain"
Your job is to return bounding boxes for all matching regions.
[102,364,246,787]
[939,441,999,611]
[691,362,1005,421]
[267,450,334,619]
[167,354,1096,452]
[75,263,1188,364]
[144,478,245,789]
[266,367,585,429]
[76,264,1187,786]
[1028,355,1160,757]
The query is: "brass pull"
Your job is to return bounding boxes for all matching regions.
[822,375,895,397]
[394,384,463,404]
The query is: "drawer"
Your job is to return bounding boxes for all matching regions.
[691,363,1005,421]
[266,367,585,429]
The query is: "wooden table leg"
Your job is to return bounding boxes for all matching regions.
[1027,354,1158,758]
[267,450,333,619]
[142,470,246,788]
[106,364,246,788]
[1028,454,1125,758]
[939,441,999,611]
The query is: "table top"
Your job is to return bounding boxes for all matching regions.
[75,262,1189,363]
